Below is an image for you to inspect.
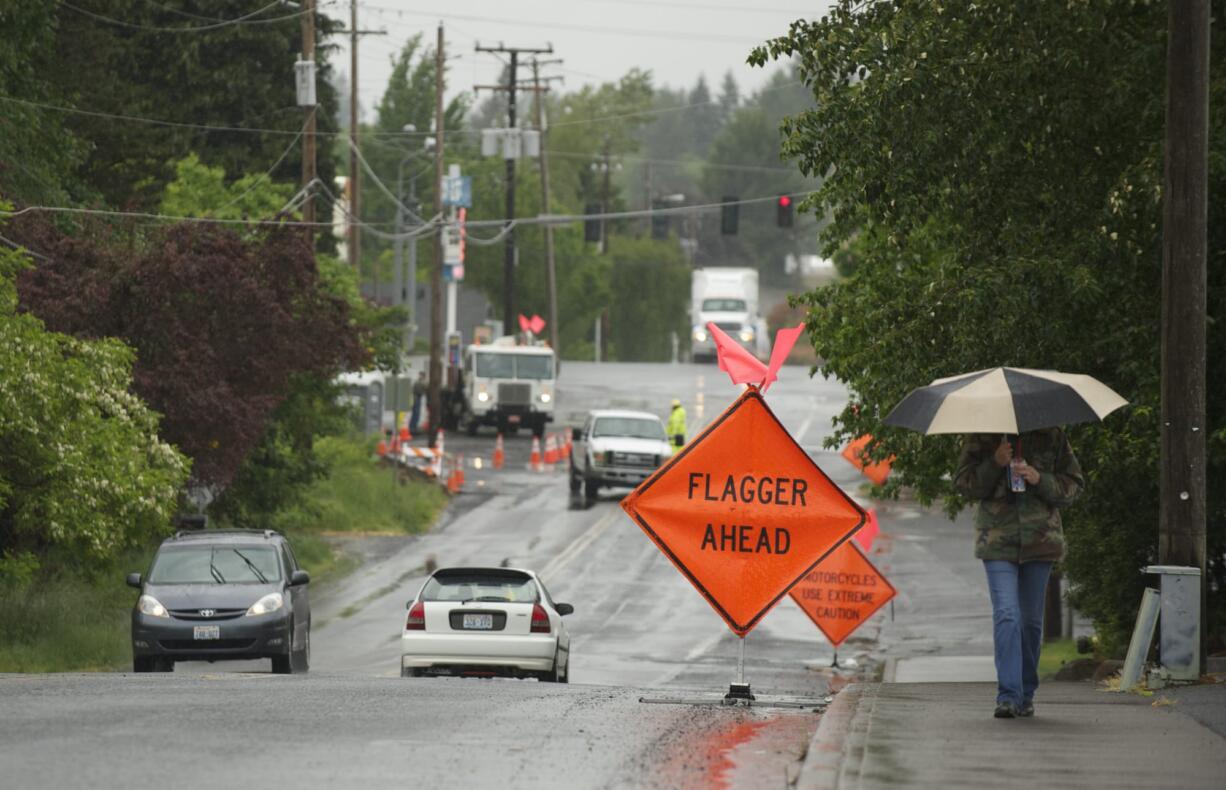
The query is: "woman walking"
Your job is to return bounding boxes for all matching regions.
[955,429,1084,719]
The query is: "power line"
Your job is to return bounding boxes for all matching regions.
[352,3,766,44]
[543,149,796,175]
[60,0,315,33]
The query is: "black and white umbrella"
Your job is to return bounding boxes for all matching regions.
[883,367,1128,435]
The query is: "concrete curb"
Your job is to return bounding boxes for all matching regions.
[795,682,878,789]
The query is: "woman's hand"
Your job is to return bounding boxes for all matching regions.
[1016,462,1041,485]
[993,439,1013,467]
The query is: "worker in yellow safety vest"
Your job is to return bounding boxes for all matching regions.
[666,398,687,454]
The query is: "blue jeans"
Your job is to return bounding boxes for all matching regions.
[983,560,1052,707]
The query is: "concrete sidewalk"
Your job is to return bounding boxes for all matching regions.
[797,680,1226,789]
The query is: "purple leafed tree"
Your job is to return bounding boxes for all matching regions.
[13,217,366,491]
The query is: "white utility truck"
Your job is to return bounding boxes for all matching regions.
[689,267,769,362]
[445,336,556,437]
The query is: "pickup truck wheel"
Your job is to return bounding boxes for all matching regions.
[584,478,599,503]
[569,464,581,493]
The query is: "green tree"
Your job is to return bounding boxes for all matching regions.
[0,221,189,576]
[752,1,1226,652]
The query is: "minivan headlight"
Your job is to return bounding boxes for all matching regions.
[137,595,169,618]
[246,592,284,617]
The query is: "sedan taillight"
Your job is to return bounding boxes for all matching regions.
[530,603,551,634]
[406,601,425,631]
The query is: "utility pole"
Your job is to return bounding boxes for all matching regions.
[428,23,446,449]
[1159,0,1208,655]
[348,0,360,272]
[531,59,563,359]
[475,42,553,335]
[599,135,612,253]
[299,0,316,242]
[343,3,386,283]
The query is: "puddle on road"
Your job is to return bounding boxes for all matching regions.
[652,710,817,790]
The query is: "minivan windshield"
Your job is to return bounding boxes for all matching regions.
[148,546,282,584]
[422,571,538,603]
[702,298,746,312]
[592,417,666,441]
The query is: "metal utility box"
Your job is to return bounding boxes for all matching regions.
[1143,565,1201,682]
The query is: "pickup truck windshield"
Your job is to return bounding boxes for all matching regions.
[593,417,666,440]
[702,298,746,312]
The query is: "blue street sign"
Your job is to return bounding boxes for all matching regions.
[442,176,472,208]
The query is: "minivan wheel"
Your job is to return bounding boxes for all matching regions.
[133,657,155,673]
[291,626,310,673]
[271,652,293,674]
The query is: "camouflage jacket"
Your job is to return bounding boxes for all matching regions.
[954,428,1084,563]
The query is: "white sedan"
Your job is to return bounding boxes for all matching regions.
[401,567,572,682]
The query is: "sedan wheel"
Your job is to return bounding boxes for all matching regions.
[291,625,310,673]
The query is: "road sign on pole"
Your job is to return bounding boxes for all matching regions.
[789,540,896,648]
[620,387,866,637]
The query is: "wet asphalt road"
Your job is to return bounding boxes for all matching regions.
[0,361,924,789]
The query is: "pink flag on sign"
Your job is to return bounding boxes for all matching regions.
[854,509,880,552]
[706,321,805,394]
[518,314,531,333]
[529,314,546,334]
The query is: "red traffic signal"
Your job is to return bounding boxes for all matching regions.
[776,195,794,227]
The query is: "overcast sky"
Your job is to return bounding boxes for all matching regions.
[324,0,831,121]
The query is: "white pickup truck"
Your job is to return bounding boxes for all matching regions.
[570,410,672,502]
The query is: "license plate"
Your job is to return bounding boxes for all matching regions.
[462,614,494,630]
[507,415,521,424]
[193,625,220,640]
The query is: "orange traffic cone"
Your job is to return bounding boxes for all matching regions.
[562,433,572,460]
[455,454,465,488]
[399,425,411,443]
[446,458,461,493]
[376,439,389,456]
[493,433,505,470]
[544,433,558,465]
[530,435,542,471]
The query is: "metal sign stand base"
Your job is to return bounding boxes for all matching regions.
[638,635,829,711]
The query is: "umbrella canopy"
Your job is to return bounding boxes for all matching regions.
[883,367,1128,435]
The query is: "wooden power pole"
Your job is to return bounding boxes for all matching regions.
[531,59,563,360]
[300,0,316,239]
[1159,1,1208,645]
[348,0,360,271]
[428,23,446,449]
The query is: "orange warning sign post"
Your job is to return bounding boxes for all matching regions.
[620,388,866,637]
[789,540,896,648]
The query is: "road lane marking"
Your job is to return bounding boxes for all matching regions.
[539,507,621,582]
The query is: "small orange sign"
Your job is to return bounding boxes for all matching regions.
[789,540,896,647]
[840,434,893,487]
[621,388,866,636]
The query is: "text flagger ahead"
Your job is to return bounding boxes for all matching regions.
[620,388,866,636]
[789,540,896,647]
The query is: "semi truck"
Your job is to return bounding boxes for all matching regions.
[689,267,769,362]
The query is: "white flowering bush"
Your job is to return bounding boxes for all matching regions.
[0,234,189,577]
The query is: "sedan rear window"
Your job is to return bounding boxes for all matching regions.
[592,417,666,441]
[422,570,539,603]
[148,546,283,584]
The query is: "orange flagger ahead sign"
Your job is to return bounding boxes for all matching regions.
[620,388,866,636]
[789,540,896,647]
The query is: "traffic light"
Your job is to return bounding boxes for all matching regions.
[651,200,669,239]
[584,203,601,242]
[776,195,794,228]
[720,196,739,235]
